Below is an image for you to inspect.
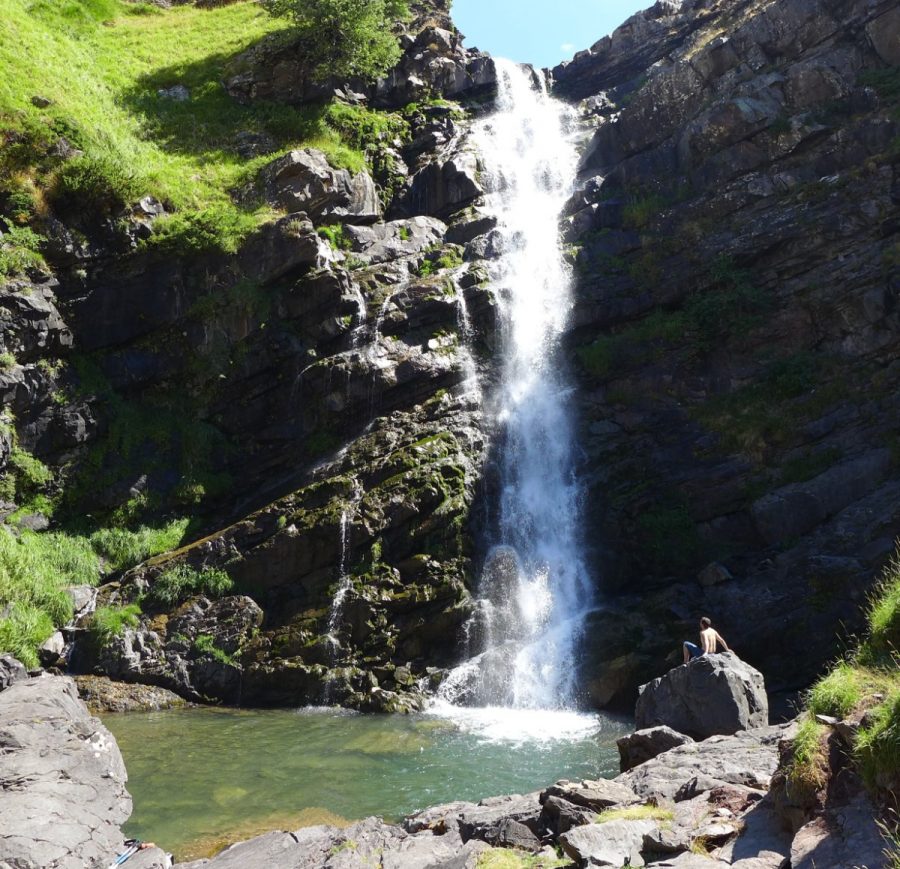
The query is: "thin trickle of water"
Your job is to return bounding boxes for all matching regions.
[440,59,592,713]
[453,279,482,400]
[324,482,365,702]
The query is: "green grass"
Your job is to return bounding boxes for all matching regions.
[89,518,189,572]
[857,690,900,791]
[0,221,47,279]
[88,602,142,644]
[785,713,829,801]
[145,562,233,609]
[0,526,101,666]
[475,850,568,869]
[797,556,900,800]
[596,805,674,824]
[0,0,380,253]
[193,632,235,664]
[864,560,900,663]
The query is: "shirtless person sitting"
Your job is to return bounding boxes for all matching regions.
[683,616,729,663]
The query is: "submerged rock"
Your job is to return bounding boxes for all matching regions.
[635,653,769,739]
[75,674,187,713]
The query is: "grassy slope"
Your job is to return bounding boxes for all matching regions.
[788,556,900,815]
[0,0,364,227]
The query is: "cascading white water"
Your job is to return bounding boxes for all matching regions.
[442,59,593,712]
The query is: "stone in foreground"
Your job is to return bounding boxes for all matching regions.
[618,725,695,772]
[0,675,130,869]
[560,819,658,867]
[636,652,768,739]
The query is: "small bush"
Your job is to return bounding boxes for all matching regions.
[324,102,408,152]
[144,207,256,256]
[48,155,141,220]
[262,0,410,83]
[88,603,142,645]
[0,222,47,280]
[145,563,233,609]
[89,518,190,572]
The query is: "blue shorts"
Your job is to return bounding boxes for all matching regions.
[684,641,704,660]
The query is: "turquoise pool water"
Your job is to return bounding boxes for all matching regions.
[104,703,631,860]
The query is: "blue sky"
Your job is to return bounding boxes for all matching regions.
[451,0,651,69]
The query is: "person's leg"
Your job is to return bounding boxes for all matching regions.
[683,641,701,662]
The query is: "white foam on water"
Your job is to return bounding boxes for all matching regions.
[426,699,602,744]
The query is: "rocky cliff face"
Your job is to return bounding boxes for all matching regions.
[2,0,898,713]
[554,0,900,708]
[0,2,502,709]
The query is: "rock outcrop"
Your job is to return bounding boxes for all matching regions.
[561,0,900,705]
[618,725,696,772]
[0,675,132,868]
[635,653,769,739]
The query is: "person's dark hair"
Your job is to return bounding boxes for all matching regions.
[700,616,711,628]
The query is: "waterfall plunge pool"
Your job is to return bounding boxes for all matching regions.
[103,704,632,861]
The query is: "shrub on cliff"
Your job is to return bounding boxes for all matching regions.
[145,563,233,609]
[262,0,410,83]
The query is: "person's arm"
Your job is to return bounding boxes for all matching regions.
[716,631,729,652]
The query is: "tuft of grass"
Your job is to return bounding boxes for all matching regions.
[856,690,900,792]
[89,518,189,572]
[317,223,352,251]
[0,526,101,666]
[786,713,829,801]
[145,562,233,609]
[88,603,142,644]
[596,805,674,825]
[863,560,900,663]
[475,850,569,869]
[622,193,666,230]
[807,661,864,718]
[193,632,235,665]
[0,602,55,669]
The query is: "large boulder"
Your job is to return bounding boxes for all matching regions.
[257,149,381,224]
[0,675,131,868]
[635,653,769,739]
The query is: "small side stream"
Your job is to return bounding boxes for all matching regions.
[104,706,631,861]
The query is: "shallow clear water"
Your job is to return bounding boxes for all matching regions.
[104,705,631,861]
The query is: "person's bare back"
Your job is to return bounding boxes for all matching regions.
[683,617,730,663]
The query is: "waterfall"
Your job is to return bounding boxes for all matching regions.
[444,59,592,711]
